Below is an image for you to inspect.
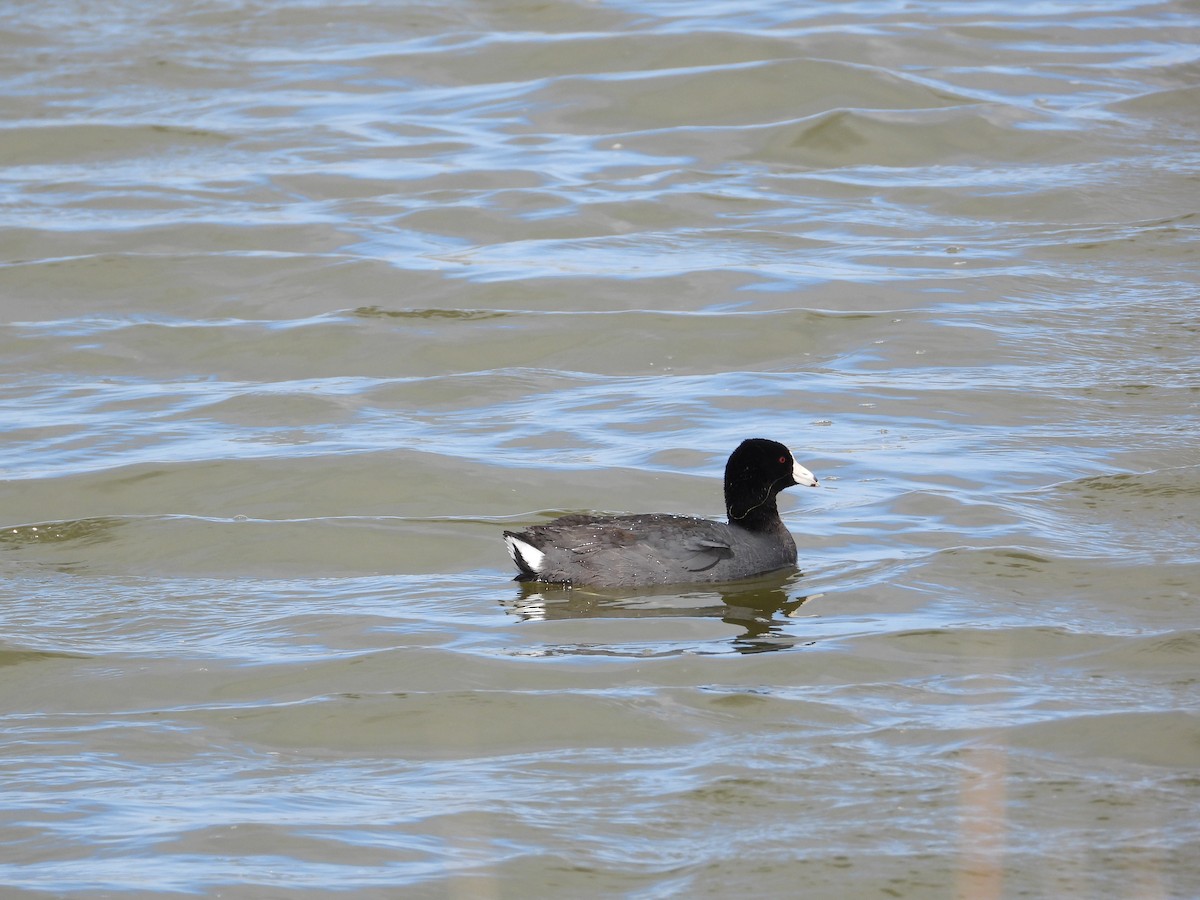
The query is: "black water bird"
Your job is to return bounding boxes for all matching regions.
[503,438,819,588]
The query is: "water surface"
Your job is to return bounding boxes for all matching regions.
[2,0,1199,896]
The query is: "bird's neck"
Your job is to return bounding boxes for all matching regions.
[725,490,783,533]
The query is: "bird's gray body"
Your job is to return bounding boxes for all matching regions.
[502,438,817,589]
[504,512,798,588]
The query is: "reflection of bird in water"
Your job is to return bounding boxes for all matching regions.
[501,570,820,655]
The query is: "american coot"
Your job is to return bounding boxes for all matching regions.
[503,438,819,588]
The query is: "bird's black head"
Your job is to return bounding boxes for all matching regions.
[724,438,818,529]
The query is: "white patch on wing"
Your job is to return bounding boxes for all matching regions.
[505,534,545,572]
[792,459,819,487]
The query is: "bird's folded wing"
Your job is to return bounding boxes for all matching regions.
[681,537,733,572]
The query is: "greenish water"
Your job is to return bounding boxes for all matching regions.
[2,1,1198,896]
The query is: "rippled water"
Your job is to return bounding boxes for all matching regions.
[2,0,1199,896]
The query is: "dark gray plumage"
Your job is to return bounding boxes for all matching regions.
[503,439,819,588]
